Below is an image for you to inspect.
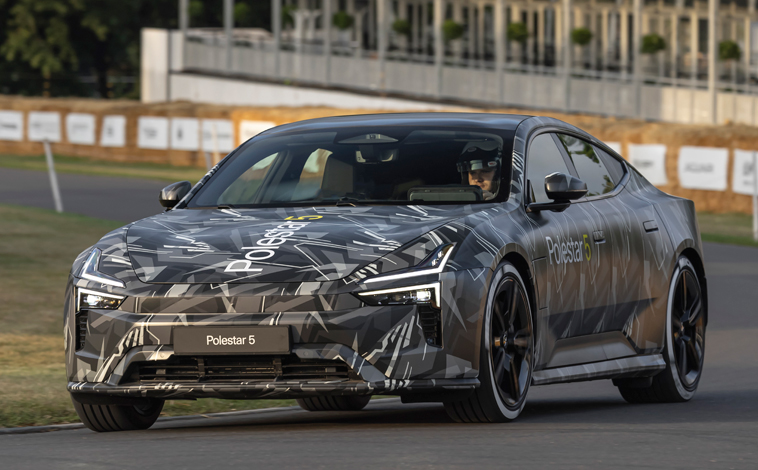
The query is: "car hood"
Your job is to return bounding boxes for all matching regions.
[126,205,478,284]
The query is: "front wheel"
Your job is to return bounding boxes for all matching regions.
[444,262,535,422]
[71,395,164,432]
[617,256,706,403]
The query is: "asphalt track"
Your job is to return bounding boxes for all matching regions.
[1,169,757,469]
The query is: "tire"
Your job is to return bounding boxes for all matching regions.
[296,395,371,412]
[71,395,164,432]
[617,256,706,403]
[444,262,535,423]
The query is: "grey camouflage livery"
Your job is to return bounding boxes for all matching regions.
[64,113,706,404]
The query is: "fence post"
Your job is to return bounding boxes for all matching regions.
[43,140,64,213]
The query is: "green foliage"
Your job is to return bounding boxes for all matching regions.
[507,22,529,44]
[571,27,593,47]
[719,40,741,61]
[392,18,411,36]
[442,19,464,42]
[234,2,252,27]
[282,4,296,29]
[333,10,354,30]
[641,33,666,54]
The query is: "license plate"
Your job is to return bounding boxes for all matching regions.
[173,326,290,355]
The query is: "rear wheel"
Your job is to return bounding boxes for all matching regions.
[71,395,164,432]
[617,256,706,403]
[296,395,371,412]
[444,262,534,422]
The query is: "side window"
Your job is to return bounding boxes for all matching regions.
[557,134,615,197]
[593,145,626,185]
[526,133,571,203]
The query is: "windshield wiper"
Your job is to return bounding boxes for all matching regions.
[216,204,236,209]
[335,197,361,207]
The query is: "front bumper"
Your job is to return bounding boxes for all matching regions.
[64,268,491,399]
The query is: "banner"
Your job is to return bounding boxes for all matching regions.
[733,150,758,196]
[0,111,23,141]
[628,144,668,185]
[202,119,234,152]
[171,118,200,151]
[677,146,728,191]
[66,113,96,145]
[28,112,61,142]
[239,120,276,144]
[100,115,126,147]
[138,116,169,149]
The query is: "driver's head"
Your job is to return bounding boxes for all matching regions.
[457,142,501,198]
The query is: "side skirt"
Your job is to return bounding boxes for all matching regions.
[531,354,666,386]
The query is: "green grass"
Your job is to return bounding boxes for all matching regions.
[0,153,207,183]
[697,212,758,248]
[0,205,294,428]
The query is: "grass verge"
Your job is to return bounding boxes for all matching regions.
[697,212,758,248]
[0,153,207,183]
[0,205,294,428]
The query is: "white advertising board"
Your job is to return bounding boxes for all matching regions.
[171,118,200,151]
[65,113,96,145]
[628,144,668,185]
[28,112,61,142]
[138,116,169,149]
[100,115,126,147]
[239,120,276,144]
[733,150,758,196]
[605,142,622,156]
[0,111,23,141]
[677,146,728,191]
[202,119,235,152]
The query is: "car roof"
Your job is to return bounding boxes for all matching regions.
[260,112,533,136]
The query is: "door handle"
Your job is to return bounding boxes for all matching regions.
[593,230,605,243]
[643,220,659,233]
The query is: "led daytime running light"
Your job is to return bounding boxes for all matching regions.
[363,245,454,284]
[79,248,125,288]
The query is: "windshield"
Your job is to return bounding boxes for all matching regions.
[187,127,513,208]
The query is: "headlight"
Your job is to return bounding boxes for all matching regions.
[363,244,454,284]
[358,283,440,308]
[79,248,125,288]
[77,288,125,311]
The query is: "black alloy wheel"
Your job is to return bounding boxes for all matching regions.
[445,262,534,422]
[617,256,706,403]
[670,265,705,390]
[490,277,534,409]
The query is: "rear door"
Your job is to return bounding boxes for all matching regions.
[584,144,673,353]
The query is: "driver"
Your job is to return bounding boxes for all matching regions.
[456,142,501,200]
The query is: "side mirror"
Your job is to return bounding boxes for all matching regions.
[527,173,587,213]
[159,181,192,209]
[544,172,588,202]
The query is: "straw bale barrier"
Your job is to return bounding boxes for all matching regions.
[1,96,756,215]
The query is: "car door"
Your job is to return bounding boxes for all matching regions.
[524,132,608,369]
[582,144,673,353]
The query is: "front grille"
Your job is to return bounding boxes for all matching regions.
[419,306,442,347]
[125,355,353,384]
[76,312,88,351]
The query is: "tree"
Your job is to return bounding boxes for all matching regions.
[442,19,464,43]
[571,27,593,67]
[507,23,528,44]
[719,40,741,62]
[641,33,666,76]
[392,19,411,37]
[333,10,354,31]
[571,27,592,47]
